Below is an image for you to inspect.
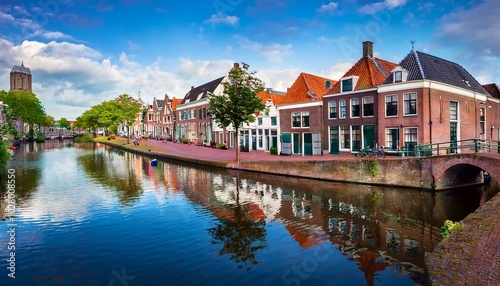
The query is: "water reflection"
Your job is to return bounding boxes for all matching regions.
[0,141,497,286]
[77,150,143,206]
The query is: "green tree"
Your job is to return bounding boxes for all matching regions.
[113,94,141,143]
[0,91,46,135]
[74,94,141,142]
[209,63,265,162]
[58,117,71,130]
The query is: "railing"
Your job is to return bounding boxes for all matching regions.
[416,139,500,157]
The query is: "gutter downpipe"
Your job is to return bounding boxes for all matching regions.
[428,82,432,144]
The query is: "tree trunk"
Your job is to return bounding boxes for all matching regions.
[235,127,240,163]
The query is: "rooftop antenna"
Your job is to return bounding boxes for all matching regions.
[410,40,416,51]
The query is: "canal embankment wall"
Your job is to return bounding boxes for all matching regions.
[100,140,435,189]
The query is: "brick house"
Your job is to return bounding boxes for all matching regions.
[377,49,500,155]
[175,76,225,144]
[323,41,397,155]
[278,72,337,155]
[143,101,155,136]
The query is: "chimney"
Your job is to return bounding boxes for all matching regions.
[362,41,373,58]
[233,62,240,70]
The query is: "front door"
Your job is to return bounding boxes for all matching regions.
[304,133,313,155]
[363,125,375,149]
[293,133,300,154]
[329,126,339,155]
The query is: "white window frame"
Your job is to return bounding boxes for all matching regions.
[385,95,398,117]
[350,98,360,118]
[403,92,417,116]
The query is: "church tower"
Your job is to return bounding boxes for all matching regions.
[10,62,32,93]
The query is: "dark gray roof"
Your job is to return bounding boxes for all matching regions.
[11,63,31,75]
[483,84,500,99]
[181,76,225,104]
[384,50,489,95]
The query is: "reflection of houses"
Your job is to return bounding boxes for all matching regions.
[323,41,397,155]
[278,72,336,155]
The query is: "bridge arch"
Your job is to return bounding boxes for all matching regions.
[430,154,500,190]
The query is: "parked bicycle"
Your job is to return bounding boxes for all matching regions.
[356,146,385,158]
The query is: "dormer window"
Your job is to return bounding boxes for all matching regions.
[340,76,359,92]
[391,66,408,83]
[394,71,402,83]
[342,79,352,92]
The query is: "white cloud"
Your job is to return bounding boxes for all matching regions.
[318,36,348,44]
[0,39,244,119]
[236,36,293,62]
[42,31,74,40]
[317,2,339,14]
[0,11,15,22]
[322,61,356,81]
[177,58,233,81]
[440,0,500,57]
[256,69,298,92]
[127,40,141,51]
[359,0,407,14]
[204,13,240,26]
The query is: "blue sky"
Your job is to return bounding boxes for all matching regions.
[1,0,499,119]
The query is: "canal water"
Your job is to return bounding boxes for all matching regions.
[0,141,498,286]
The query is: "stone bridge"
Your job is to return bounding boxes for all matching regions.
[421,153,500,190]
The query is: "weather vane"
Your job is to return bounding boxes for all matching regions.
[410,40,416,50]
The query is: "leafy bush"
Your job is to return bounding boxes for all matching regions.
[270,146,278,155]
[0,140,10,173]
[216,143,228,150]
[368,159,379,176]
[440,220,464,238]
[181,138,189,144]
[35,135,45,143]
[74,134,94,143]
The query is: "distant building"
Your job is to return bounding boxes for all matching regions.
[10,62,32,93]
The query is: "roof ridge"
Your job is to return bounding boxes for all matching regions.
[371,57,390,78]
[413,50,426,79]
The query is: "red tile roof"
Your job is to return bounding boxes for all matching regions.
[280,72,337,105]
[329,57,397,93]
[171,98,183,110]
[256,90,287,105]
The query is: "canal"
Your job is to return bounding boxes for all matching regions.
[0,141,498,285]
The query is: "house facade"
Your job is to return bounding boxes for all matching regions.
[239,89,286,152]
[377,49,500,154]
[176,76,225,144]
[323,41,397,154]
[278,72,336,155]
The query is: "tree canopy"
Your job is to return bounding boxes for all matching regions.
[0,90,46,125]
[74,94,141,141]
[209,62,266,162]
